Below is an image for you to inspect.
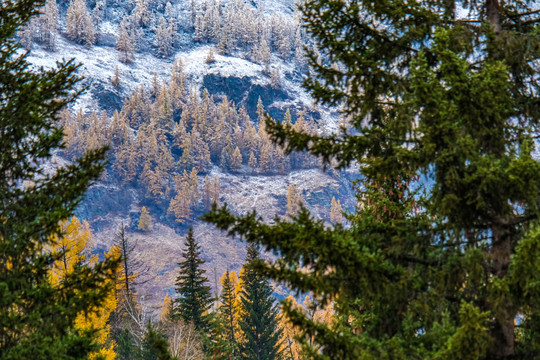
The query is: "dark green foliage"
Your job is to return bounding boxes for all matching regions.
[211,267,239,360]
[206,312,237,360]
[173,226,212,331]
[238,244,282,360]
[114,329,138,360]
[204,1,540,359]
[0,1,118,359]
[219,268,238,351]
[141,322,176,360]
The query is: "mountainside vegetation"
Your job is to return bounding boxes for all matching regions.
[5,0,540,359]
[14,0,356,315]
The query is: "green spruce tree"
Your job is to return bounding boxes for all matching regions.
[140,322,174,360]
[204,1,540,359]
[216,267,239,359]
[0,1,118,358]
[173,226,212,331]
[238,245,282,360]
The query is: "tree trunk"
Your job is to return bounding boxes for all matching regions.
[489,220,514,359]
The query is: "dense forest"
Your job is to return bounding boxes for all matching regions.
[2,0,540,360]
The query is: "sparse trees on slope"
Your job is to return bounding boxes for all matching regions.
[293,26,306,72]
[252,37,271,66]
[0,2,118,357]
[155,16,175,58]
[204,0,540,359]
[169,169,198,223]
[112,65,121,87]
[131,0,150,28]
[18,17,35,49]
[117,17,136,63]
[66,0,96,45]
[173,226,213,332]
[37,0,58,50]
[202,175,220,210]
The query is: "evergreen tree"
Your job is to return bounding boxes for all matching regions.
[0,1,118,358]
[173,226,213,332]
[204,1,540,359]
[238,245,282,360]
[218,268,239,358]
[140,322,174,360]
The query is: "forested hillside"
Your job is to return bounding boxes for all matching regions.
[19,0,355,307]
[5,0,539,359]
[3,0,352,358]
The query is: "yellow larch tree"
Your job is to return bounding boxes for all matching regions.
[160,293,173,323]
[231,266,247,346]
[279,295,303,360]
[329,196,344,224]
[138,206,152,232]
[76,246,120,360]
[48,217,119,360]
[286,183,303,217]
[49,216,93,284]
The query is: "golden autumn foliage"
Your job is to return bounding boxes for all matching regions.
[286,183,303,217]
[330,196,344,224]
[48,217,120,360]
[138,206,152,232]
[49,216,94,283]
[279,295,303,360]
[219,268,241,332]
[77,244,120,360]
[279,294,335,360]
[160,293,173,322]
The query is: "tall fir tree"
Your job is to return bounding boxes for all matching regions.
[0,1,118,358]
[217,268,239,359]
[173,226,213,332]
[238,244,282,360]
[204,0,540,359]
